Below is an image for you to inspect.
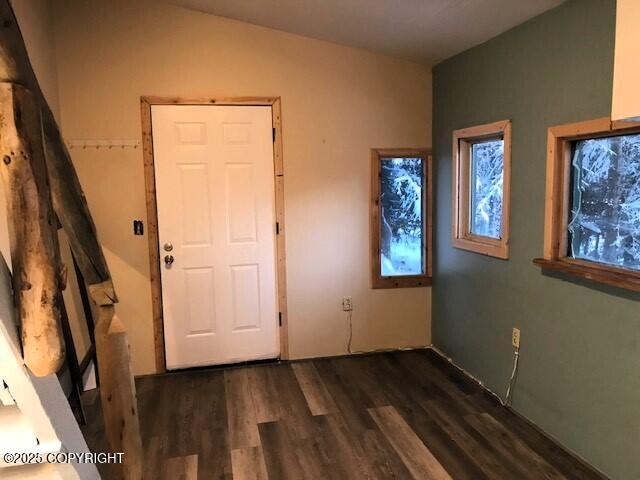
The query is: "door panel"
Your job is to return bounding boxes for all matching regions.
[226,163,258,243]
[152,105,279,369]
[184,267,216,335]
[230,264,261,331]
[175,122,207,145]
[178,163,212,245]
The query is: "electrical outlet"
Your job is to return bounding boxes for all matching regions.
[512,328,521,349]
[342,296,353,312]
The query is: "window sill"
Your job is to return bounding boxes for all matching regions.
[532,258,640,292]
[452,237,509,259]
[372,276,432,289]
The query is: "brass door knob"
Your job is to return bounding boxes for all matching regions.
[164,254,174,266]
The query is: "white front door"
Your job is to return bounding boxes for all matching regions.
[152,105,279,369]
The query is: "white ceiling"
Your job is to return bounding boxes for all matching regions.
[170,0,565,65]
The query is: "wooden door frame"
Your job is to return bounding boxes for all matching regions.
[140,96,289,374]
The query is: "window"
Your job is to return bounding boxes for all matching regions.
[452,120,511,258]
[535,118,640,292]
[370,149,431,288]
[569,135,640,268]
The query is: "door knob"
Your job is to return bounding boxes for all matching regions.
[164,242,173,252]
[164,254,174,266]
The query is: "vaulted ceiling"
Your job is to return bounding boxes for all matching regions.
[170,0,565,65]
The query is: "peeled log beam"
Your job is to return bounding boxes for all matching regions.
[93,303,143,480]
[42,114,113,289]
[0,0,112,287]
[0,83,64,376]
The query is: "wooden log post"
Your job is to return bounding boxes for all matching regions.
[91,285,144,480]
[0,83,65,376]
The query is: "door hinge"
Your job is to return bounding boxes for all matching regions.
[278,312,282,326]
[272,127,276,143]
[276,221,280,234]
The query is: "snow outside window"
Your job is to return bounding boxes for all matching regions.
[568,134,640,270]
[470,140,504,239]
[380,157,424,277]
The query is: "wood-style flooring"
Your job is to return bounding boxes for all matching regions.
[81,349,608,480]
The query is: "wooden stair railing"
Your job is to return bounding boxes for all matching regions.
[0,2,143,479]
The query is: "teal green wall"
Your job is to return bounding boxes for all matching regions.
[432,1,639,479]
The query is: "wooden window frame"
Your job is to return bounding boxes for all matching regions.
[534,117,640,292]
[140,96,289,373]
[452,120,512,259]
[370,148,432,289]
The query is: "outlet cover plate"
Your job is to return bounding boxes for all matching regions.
[512,328,521,348]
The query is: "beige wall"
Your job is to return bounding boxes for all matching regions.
[52,0,433,375]
[612,0,640,120]
[10,0,91,363]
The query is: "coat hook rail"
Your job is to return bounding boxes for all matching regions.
[66,139,140,150]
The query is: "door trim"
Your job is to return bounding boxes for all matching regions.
[140,96,289,373]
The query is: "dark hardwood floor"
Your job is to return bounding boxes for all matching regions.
[81,349,608,479]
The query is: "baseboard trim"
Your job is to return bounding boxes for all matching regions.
[286,344,432,364]
[427,345,611,480]
[134,345,432,379]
